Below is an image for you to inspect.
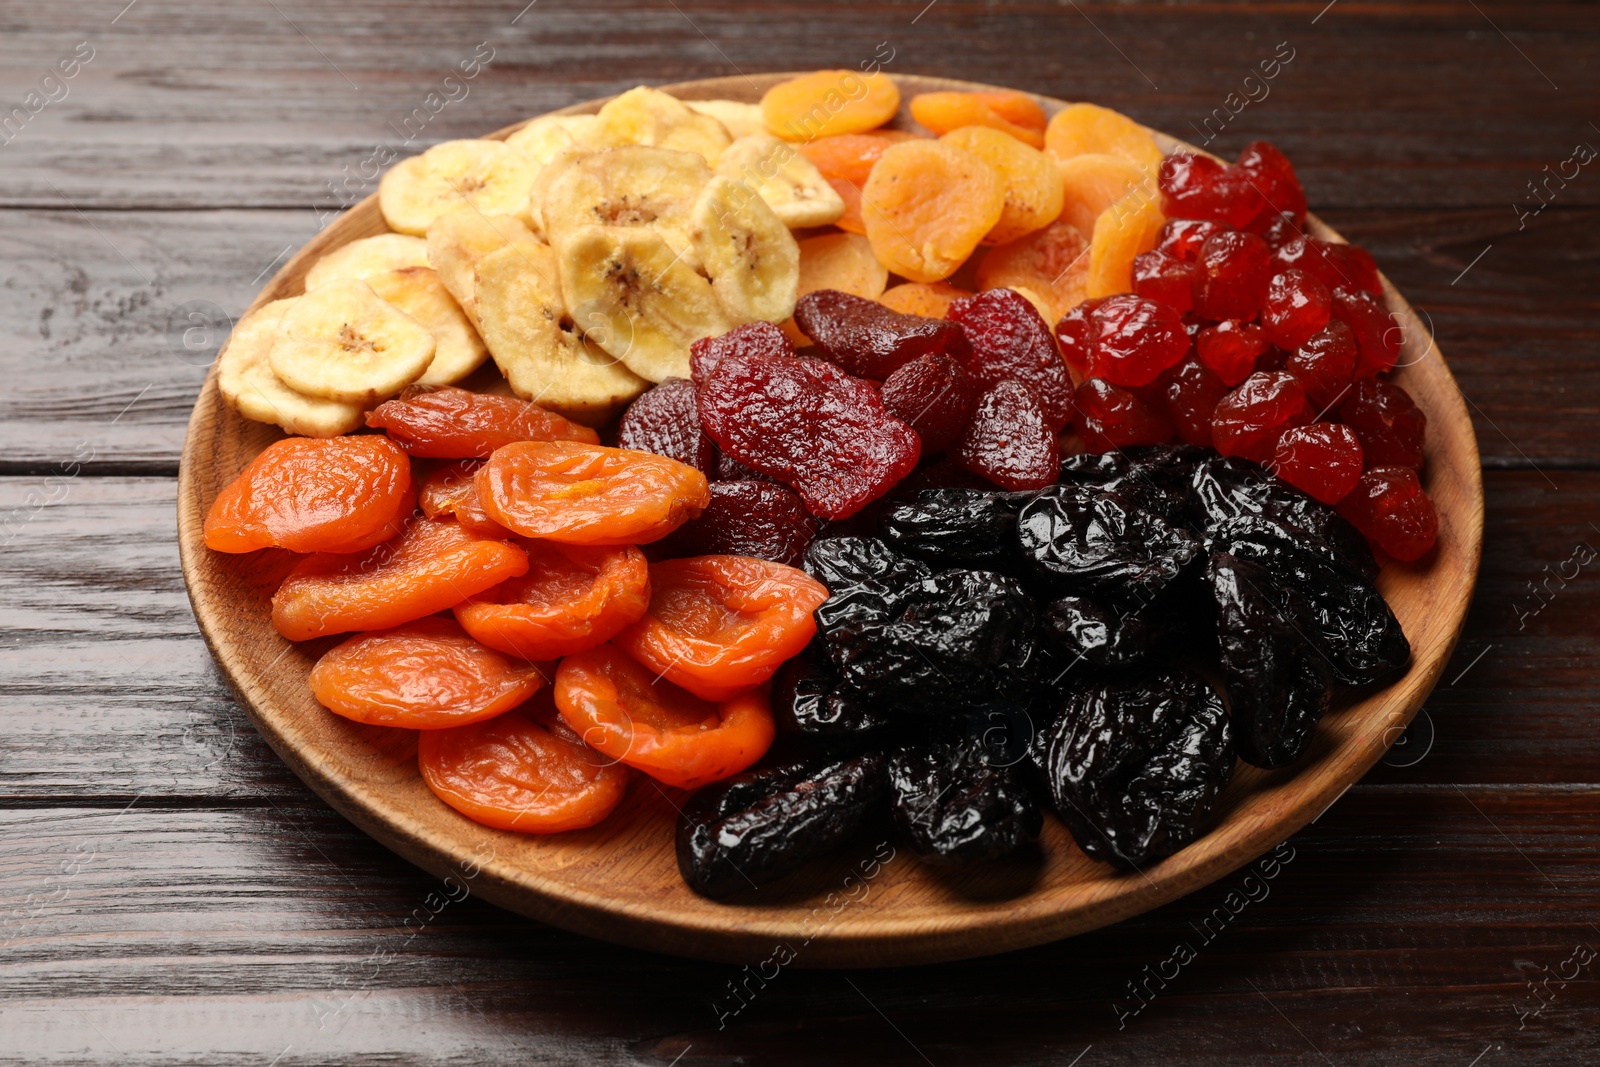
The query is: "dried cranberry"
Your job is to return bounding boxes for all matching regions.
[1158,152,1264,229]
[1132,249,1197,314]
[1160,356,1227,447]
[651,480,819,567]
[1336,378,1427,469]
[1271,423,1364,504]
[1337,466,1438,561]
[1196,320,1268,387]
[947,288,1076,431]
[1194,230,1272,322]
[1212,371,1311,463]
[1275,238,1382,298]
[1237,141,1307,225]
[1330,287,1401,378]
[954,380,1060,491]
[1073,378,1175,453]
[793,289,969,379]
[1157,218,1229,263]
[1084,294,1189,388]
[1285,319,1359,410]
[1054,299,1104,375]
[1260,268,1332,351]
[880,352,979,453]
[689,321,795,388]
[1254,211,1305,250]
[616,377,718,477]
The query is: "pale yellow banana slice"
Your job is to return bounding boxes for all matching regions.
[217,298,366,437]
[593,86,733,164]
[379,139,540,236]
[558,224,731,382]
[474,240,648,422]
[303,233,431,291]
[425,211,539,326]
[538,145,711,265]
[505,113,605,164]
[687,99,765,139]
[365,266,487,386]
[268,278,436,404]
[690,175,800,325]
[715,133,846,229]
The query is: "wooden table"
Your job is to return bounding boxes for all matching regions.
[3,2,1597,1063]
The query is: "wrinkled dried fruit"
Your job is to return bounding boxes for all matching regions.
[1260,268,1332,352]
[762,70,901,140]
[954,380,1062,492]
[912,90,1047,147]
[454,540,650,660]
[1131,248,1197,314]
[879,351,978,453]
[689,320,796,388]
[1237,141,1307,225]
[1158,152,1263,229]
[772,640,893,738]
[794,289,969,379]
[862,139,1006,283]
[879,488,1026,570]
[1017,484,1202,607]
[1196,319,1268,387]
[1337,466,1439,562]
[1271,423,1364,504]
[366,385,599,458]
[1336,378,1427,469]
[1041,595,1163,670]
[1331,287,1401,377]
[1212,371,1311,464]
[976,219,1091,323]
[1085,293,1191,388]
[877,281,973,319]
[1160,356,1228,448]
[616,376,719,477]
[1073,377,1175,452]
[1285,319,1358,410]
[891,734,1041,863]
[417,459,512,537]
[940,126,1063,242]
[947,288,1076,430]
[650,480,820,567]
[1276,237,1382,299]
[1194,230,1273,322]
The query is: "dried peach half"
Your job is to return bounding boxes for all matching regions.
[366,385,599,459]
[862,140,1005,283]
[1058,152,1150,238]
[417,459,513,538]
[1086,187,1167,299]
[800,130,918,186]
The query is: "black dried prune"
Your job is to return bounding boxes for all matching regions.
[773,641,893,739]
[1191,454,1374,578]
[1208,553,1334,768]
[1017,484,1203,608]
[803,535,931,592]
[1045,667,1232,869]
[1059,443,1208,528]
[676,751,889,898]
[878,488,1030,569]
[890,735,1041,863]
[1041,595,1164,670]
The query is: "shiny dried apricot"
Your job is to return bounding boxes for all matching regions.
[829,177,867,235]
[310,616,545,729]
[800,130,918,186]
[271,517,528,641]
[762,70,900,141]
[910,91,1046,148]
[975,218,1091,321]
[862,140,1006,283]
[1058,153,1149,238]
[613,554,829,701]
[204,435,414,555]
[1044,102,1164,170]
[554,642,774,789]
[940,126,1064,245]
[475,441,709,545]
[366,384,598,458]
[877,281,973,318]
[417,459,513,537]
[454,540,650,660]
[1086,187,1167,299]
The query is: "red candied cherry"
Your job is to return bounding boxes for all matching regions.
[1275,237,1382,298]
[1255,345,1291,372]
[1160,356,1227,447]
[1285,319,1358,410]
[1337,466,1439,561]
[1211,371,1311,463]
[1159,153,1265,230]
[1271,423,1364,504]
[1260,268,1332,351]
[1157,218,1229,263]
[1084,294,1189,388]
[1054,298,1103,376]
[1330,287,1401,378]
[1073,378,1175,452]
[1132,249,1197,314]
[1237,141,1307,225]
[1336,378,1427,468]
[1196,320,1269,387]
[1254,211,1305,251]
[1194,231,1273,322]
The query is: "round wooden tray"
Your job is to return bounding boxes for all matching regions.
[176,73,1484,967]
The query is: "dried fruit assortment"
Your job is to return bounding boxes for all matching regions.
[206,73,1439,900]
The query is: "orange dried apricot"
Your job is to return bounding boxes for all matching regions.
[1086,187,1167,299]
[910,91,1046,148]
[972,90,1049,133]
[455,540,650,660]
[861,140,1005,283]
[475,440,709,545]
[204,435,414,555]
[800,130,918,186]
[940,126,1065,244]
[761,70,900,141]
[417,459,513,538]
[830,177,867,235]
[783,232,890,344]
[309,616,545,729]
[271,516,528,641]
[365,384,599,459]
[613,555,829,701]
[1058,153,1150,238]
[975,218,1091,320]
[877,281,973,318]
[1044,102,1164,170]
[554,642,774,789]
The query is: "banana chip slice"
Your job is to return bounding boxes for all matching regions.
[715,133,846,228]
[217,298,366,437]
[593,85,733,165]
[690,176,801,325]
[687,99,766,139]
[365,266,488,386]
[474,240,648,422]
[558,224,731,382]
[268,278,436,404]
[538,145,711,265]
[505,113,605,164]
[304,234,431,291]
[425,212,539,326]
[379,139,540,236]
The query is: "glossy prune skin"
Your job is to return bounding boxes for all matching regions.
[890,734,1042,863]
[1208,553,1333,768]
[1191,454,1374,579]
[1041,595,1163,670]
[676,751,889,898]
[1017,485,1203,608]
[878,488,1030,570]
[793,289,970,380]
[773,640,893,739]
[1045,667,1232,869]
[1058,444,1209,528]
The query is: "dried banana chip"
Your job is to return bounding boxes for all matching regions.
[538,145,711,266]
[715,133,846,228]
[690,175,801,324]
[365,266,488,386]
[217,298,366,437]
[379,139,540,236]
[687,99,765,140]
[303,233,431,291]
[268,278,436,404]
[425,212,539,326]
[593,85,733,165]
[505,113,605,164]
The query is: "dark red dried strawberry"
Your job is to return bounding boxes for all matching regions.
[1160,356,1227,447]
[946,288,1075,430]
[699,351,920,519]
[1157,218,1229,263]
[1271,423,1364,504]
[1237,141,1307,225]
[1212,371,1311,463]
[1196,320,1268,387]
[894,455,997,495]
[616,377,718,477]
[1285,320,1358,410]
[1330,287,1401,377]
[1336,378,1427,469]
[650,480,819,567]
[1159,152,1264,230]
[716,453,775,483]
[690,321,796,388]
[1194,230,1273,321]
[1275,237,1382,299]
[1073,378,1175,453]
[1260,268,1332,351]
[793,289,969,379]
[953,380,1060,491]
[1084,294,1189,388]
[1132,248,1197,314]
[880,352,978,453]
[1338,466,1438,561]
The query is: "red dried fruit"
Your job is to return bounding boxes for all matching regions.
[689,321,796,388]
[793,289,969,379]
[1336,378,1427,469]
[650,481,820,567]
[954,380,1060,491]
[366,385,598,459]
[1271,423,1364,504]
[1157,218,1229,263]
[715,453,775,483]
[1194,230,1273,322]
[1054,298,1104,376]
[1160,356,1227,447]
[699,350,921,519]
[1132,248,1197,314]
[946,288,1075,431]
[1211,371,1311,463]
[1330,287,1401,377]
[1285,319,1358,410]
[617,377,718,477]
[1260,268,1332,351]
[879,351,978,453]
[1275,238,1382,298]
[1337,466,1438,561]
[1196,320,1268,387]
[1073,377,1175,453]
[1236,141,1307,225]
[1254,211,1304,251]
[1158,152,1264,230]
[1084,293,1189,388]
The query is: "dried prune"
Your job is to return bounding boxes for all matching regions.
[793,289,969,379]
[1041,595,1163,670]
[1044,667,1232,868]
[1208,553,1332,768]
[689,320,796,388]
[946,288,1076,431]
[1017,485,1203,608]
[804,535,931,593]
[676,751,889,898]
[616,377,717,477]
[649,480,819,567]
[1190,454,1375,579]
[772,640,893,739]
[879,352,977,453]
[879,488,1028,569]
[954,380,1061,492]
[890,735,1041,863]
[1058,443,1207,528]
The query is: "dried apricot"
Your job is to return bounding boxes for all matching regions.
[939,126,1064,245]
[475,441,709,545]
[417,459,513,537]
[554,641,774,789]
[975,218,1091,321]
[365,384,598,458]
[271,517,528,641]
[1044,102,1164,170]
[1058,153,1149,238]
[829,177,867,235]
[310,616,545,729]
[862,140,1006,282]
[800,131,918,186]
[419,701,631,832]
[911,91,1046,148]
[454,540,650,660]
[877,281,973,319]
[783,232,890,345]
[973,90,1049,133]
[613,554,829,701]
[762,70,900,141]
[1086,187,1166,299]
[204,435,414,555]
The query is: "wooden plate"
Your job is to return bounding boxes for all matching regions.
[176,73,1484,967]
